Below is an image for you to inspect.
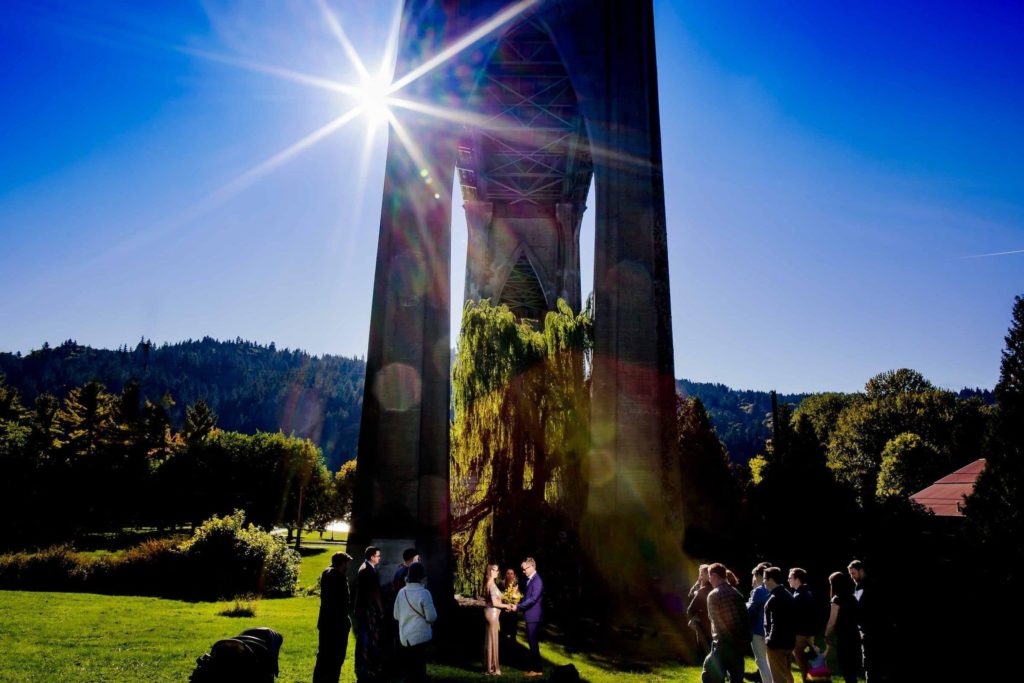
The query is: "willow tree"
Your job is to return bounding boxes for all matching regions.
[450,298,591,596]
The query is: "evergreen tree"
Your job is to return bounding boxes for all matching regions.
[966,295,1024,581]
[676,396,742,559]
[747,408,857,576]
[0,377,26,423]
[57,380,116,460]
[28,393,61,461]
[184,399,218,444]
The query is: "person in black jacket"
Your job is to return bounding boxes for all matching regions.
[763,567,796,683]
[788,567,817,682]
[190,627,283,683]
[313,552,353,683]
[848,559,888,682]
[355,546,384,682]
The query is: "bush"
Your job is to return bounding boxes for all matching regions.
[0,545,92,591]
[0,511,299,600]
[178,510,299,599]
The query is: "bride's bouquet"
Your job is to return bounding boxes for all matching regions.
[501,583,522,606]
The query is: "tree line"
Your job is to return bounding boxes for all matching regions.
[0,378,355,551]
[0,337,365,471]
[0,337,920,474]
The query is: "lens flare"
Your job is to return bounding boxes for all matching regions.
[354,70,394,126]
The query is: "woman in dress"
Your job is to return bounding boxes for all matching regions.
[483,563,514,676]
[824,571,862,683]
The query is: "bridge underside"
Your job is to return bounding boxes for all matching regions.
[458,18,592,319]
[352,0,683,625]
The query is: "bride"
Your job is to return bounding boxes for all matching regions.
[482,563,514,676]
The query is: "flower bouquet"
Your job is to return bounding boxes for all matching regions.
[501,584,522,606]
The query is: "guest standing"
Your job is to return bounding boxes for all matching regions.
[763,567,796,683]
[788,568,817,682]
[824,571,861,683]
[313,551,353,683]
[393,562,437,683]
[354,546,384,682]
[747,562,773,683]
[701,563,750,683]
[688,564,713,660]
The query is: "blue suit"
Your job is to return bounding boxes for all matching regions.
[518,572,544,671]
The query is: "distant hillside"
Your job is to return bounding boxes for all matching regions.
[0,338,364,471]
[5,338,987,469]
[678,379,810,464]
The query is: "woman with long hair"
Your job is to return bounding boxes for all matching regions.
[687,564,713,660]
[483,563,514,676]
[824,571,862,683]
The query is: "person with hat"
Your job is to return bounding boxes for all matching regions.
[313,551,353,683]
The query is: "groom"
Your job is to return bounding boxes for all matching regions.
[511,557,544,677]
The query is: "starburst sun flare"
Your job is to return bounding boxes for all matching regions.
[190,0,540,210]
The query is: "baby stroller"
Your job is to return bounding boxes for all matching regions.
[190,627,283,683]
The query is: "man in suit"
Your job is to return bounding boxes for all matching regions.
[848,559,887,682]
[354,546,383,682]
[313,551,352,683]
[764,566,796,683]
[788,567,817,682]
[511,556,545,677]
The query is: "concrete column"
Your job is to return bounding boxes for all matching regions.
[555,201,586,311]
[546,0,685,617]
[463,200,495,303]
[350,0,462,599]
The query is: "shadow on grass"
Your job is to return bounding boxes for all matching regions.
[430,603,691,681]
[71,528,187,553]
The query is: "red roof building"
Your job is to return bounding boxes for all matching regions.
[910,458,986,517]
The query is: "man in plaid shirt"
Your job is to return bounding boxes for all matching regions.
[701,562,751,682]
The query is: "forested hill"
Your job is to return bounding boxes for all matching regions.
[676,379,994,464]
[0,338,364,471]
[677,380,810,464]
[1,339,994,470]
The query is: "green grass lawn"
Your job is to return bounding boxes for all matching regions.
[0,544,836,682]
[292,528,349,544]
[0,589,711,682]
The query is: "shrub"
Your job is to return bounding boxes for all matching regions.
[0,511,299,599]
[178,510,299,599]
[0,545,92,591]
[217,596,259,617]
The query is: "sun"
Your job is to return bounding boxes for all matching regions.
[354,70,393,126]
[190,0,540,206]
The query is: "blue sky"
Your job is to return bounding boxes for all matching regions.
[1,0,1021,393]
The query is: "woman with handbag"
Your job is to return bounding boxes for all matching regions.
[393,562,437,683]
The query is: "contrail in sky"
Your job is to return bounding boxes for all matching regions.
[961,248,1024,259]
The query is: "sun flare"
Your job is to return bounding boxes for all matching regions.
[194,0,539,207]
[354,71,393,126]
